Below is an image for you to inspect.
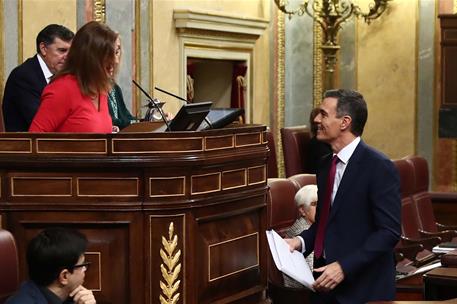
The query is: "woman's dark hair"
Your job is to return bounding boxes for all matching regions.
[323,89,368,136]
[57,21,118,97]
[27,227,87,286]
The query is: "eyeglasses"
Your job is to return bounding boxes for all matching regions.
[72,261,91,271]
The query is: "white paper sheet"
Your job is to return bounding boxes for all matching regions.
[266,229,315,291]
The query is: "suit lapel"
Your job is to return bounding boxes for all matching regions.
[32,55,48,89]
[328,141,367,221]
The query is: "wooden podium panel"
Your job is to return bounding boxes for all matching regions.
[0,125,269,304]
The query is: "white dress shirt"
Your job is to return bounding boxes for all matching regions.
[37,54,53,84]
[298,136,361,254]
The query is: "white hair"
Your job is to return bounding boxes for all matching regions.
[294,184,318,209]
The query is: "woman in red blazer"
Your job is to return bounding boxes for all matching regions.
[29,21,118,133]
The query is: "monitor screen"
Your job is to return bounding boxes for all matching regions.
[166,101,212,131]
[198,108,245,130]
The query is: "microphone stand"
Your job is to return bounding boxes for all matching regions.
[132,80,170,130]
[155,86,213,129]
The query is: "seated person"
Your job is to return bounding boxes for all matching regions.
[283,184,317,288]
[29,21,117,133]
[108,82,138,130]
[2,24,74,131]
[6,227,96,304]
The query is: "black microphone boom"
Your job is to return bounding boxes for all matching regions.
[132,80,170,130]
[155,86,213,129]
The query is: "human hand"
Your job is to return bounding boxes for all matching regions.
[69,285,96,304]
[312,261,345,292]
[284,237,302,252]
[112,125,120,133]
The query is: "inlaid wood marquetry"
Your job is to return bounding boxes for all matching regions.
[221,169,247,190]
[248,165,266,185]
[0,138,32,153]
[208,232,259,281]
[112,137,204,154]
[77,178,139,197]
[85,252,102,291]
[11,177,72,197]
[204,134,234,151]
[191,172,221,195]
[36,139,107,154]
[235,132,262,147]
[150,177,186,198]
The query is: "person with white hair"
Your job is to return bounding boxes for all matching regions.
[283,184,318,288]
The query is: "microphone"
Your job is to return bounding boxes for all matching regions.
[155,86,213,129]
[132,80,170,130]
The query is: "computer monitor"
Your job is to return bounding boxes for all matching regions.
[166,101,212,131]
[198,108,245,130]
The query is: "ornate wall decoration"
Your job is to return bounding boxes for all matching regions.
[313,20,323,107]
[159,222,181,304]
[93,0,105,23]
[276,11,285,178]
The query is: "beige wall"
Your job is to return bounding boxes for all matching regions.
[22,0,77,60]
[152,0,271,123]
[357,0,417,159]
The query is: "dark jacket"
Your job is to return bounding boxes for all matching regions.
[2,55,47,132]
[108,83,137,129]
[300,140,401,304]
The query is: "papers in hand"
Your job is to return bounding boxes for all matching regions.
[266,230,315,291]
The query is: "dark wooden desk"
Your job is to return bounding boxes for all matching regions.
[0,125,269,304]
[424,268,457,301]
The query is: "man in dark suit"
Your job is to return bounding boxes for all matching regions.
[2,24,74,131]
[6,227,96,304]
[287,89,401,303]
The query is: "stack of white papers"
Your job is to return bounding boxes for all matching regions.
[266,230,315,291]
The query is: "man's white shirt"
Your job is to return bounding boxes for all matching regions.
[37,54,53,84]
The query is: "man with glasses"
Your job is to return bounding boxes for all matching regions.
[2,24,74,131]
[6,227,96,304]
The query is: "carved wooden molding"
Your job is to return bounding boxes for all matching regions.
[174,9,268,39]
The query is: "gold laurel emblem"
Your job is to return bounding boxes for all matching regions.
[159,222,181,304]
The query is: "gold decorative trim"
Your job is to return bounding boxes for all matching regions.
[208,232,259,282]
[221,168,247,190]
[149,0,154,104]
[0,138,33,153]
[85,251,102,291]
[276,11,285,178]
[149,214,186,304]
[76,177,139,197]
[234,132,262,148]
[93,0,105,23]
[18,0,23,63]
[11,176,73,197]
[247,165,266,185]
[191,172,221,195]
[149,176,186,198]
[159,222,182,304]
[454,0,457,13]
[204,135,235,151]
[313,18,323,106]
[36,138,108,154]
[111,137,204,154]
[134,0,140,116]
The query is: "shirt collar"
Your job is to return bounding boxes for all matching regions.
[37,54,53,83]
[335,136,360,165]
[38,285,72,304]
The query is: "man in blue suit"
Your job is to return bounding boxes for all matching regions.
[2,24,73,131]
[6,227,96,304]
[287,89,401,303]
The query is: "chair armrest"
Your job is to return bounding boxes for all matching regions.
[430,191,457,204]
[401,235,442,251]
[436,223,457,231]
[395,243,424,261]
[419,229,457,242]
